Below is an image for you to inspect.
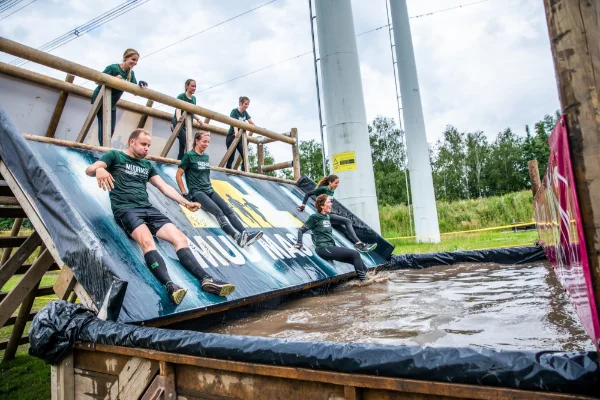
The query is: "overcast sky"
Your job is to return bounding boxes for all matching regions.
[0,0,559,161]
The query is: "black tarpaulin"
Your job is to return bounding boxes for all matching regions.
[30,301,598,396]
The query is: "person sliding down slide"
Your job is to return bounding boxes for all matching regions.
[294,194,371,281]
[176,131,263,247]
[85,128,235,305]
[297,174,376,253]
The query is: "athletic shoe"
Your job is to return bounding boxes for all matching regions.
[356,269,367,282]
[202,278,236,296]
[355,242,377,253]
[235,231,248,248]
[166,282,187,305]
[245,231,263,246]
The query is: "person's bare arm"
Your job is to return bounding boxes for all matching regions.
[85,161,114,191]
[149,175,200,211]
[175,168,187,195]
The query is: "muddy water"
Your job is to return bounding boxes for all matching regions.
[209,262,595,350]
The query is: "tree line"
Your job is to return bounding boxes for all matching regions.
[297,112,559,205]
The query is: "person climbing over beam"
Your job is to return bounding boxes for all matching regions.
[172,79,205,160]
[176,131,263,247]
[294,194,371,281]
[85,128,235,305]
[297,174,376,253]
[91,48,148,147]
[225,96,255,170]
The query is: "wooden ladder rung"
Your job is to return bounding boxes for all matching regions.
[0,236,29,248]
[0,336,28,351]
[3,311,36,328]
[0,285,54,302]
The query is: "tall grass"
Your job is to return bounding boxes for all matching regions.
[380,190,534,238]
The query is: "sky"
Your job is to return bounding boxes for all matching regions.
[0,0,560,162]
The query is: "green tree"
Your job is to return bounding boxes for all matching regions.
[299,139,329,182]
[464,131,489,198]
[486,128,528,195]
[430,126,468,201]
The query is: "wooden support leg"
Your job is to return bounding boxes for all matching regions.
[137,100,154,128]
[46,74,75,138]
[160,111,186,157]
[0,217,23,265]
[242,131,250,172]
[528,160,541,197]
[102,86,112,148]
[0,231,42,288]
[291,127,300,180]
[257,143,264,174]
[185,114,193,152]
[76,86,104,143]
[219,133,242,168]
[51,352,74,400]
[2,278,40,361]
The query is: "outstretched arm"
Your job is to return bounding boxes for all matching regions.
[175,168,187,196]
[149,175,200,211]
[297,190,316,211]
[294,226,309,248]
[85,161,114,191]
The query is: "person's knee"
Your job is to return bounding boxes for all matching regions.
[139,236,156,252]
[171,230,188,248]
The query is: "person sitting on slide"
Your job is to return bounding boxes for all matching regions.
[85,128,235,305]
[176,131,263,247]
[297,174,376,253]
[294,194,370,281]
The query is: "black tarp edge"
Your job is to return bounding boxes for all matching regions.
[296,175,395,260]
[386,245,547,270]
[30,301,598,396]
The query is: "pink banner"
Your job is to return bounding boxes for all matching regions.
[534,116,600,350]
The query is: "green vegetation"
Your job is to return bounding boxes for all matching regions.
[0,350,50,400]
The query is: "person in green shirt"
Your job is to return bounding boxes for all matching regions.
[176,131,263,247]
[294,194,370,281]
[171,79,206,160]
[91,48,148,147]
[225,96,255,170]
[85,128,236,305]
[297,174,376,253]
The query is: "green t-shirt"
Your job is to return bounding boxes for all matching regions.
[99,150,157,212]
[179,151,213,196]
[91,64,137,110]
[173,93,196,120]
[227,108,251,136]
[314,186,335,198]
[304,213,335,251]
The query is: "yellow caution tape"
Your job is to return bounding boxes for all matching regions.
[385,221,536,241]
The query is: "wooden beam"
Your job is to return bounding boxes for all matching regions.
[528,160,541,197]
[0,217,22,265]
[109,357,159,400]
[52,352,75,400]
[0,207,26,218]
[0,231,42,288]
[15,262,59,275]
[21,135,299,184]
[137,99,154,128]
[185,113,193,152]
[262,161,293,173]
[291,128,301,180]
[0,236,29,248]
[3,310,36,328]
[0,181,12,197]
[160,111,186,157]
[543,0,600,339]
[75,86,104,143]
[257,143,264,174]
[2,277,39,361]
[242,131,250,172]
[0,249,54,328]
[53,266,77,301]
[0,38,294,144]
[0,196,19,206]
[45,74,75,138]
[218,133,242,168]
[0,285,53,302]
[0,336,28,351]
[102,86,112,147]
[344,385,360,400]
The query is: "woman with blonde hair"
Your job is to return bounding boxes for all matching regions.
[172,79,205,160]
[91,48,148,146]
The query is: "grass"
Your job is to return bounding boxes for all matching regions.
[0,350,50,400]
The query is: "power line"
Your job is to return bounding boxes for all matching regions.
[0,0,37,22]
[195,0,496,94]
[0,0,23,13]
[10,0,151,67]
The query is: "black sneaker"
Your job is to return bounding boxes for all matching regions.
[245,231,263,246]
[355,242,377,253]
[166,282,187,305]
[201,278,236,296]
[235,231,248,248]
[356,269,367,282]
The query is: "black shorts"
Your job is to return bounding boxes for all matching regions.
[113,207,172,236]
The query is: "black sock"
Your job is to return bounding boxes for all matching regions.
[176,247,210,281]
[143,250,172,285]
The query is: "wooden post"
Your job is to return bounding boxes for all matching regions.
[528,160,541,197]
[160,111,187,157]
[51,352,74,400]
[45,74,75,138]
[137,99,154,128]
[291,127,300,180]
[219,133,242,168]
[262,161,294,173]
[185,113,193,152]
[2,278,40,361]
[242,131,250,172]
[76,86,104,143]
[544,0,600,340]
[0,217,22,265]
[257,143,264,174]
[102,86,112,147]
[0,231,42,288]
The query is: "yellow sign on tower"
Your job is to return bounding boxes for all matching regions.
[332,151,357,173]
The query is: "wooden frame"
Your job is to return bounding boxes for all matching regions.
[137,99,153,129]
[45,74,75,138]
[160,111,187,157]
[218,132,242,168]
[75,85,104,143]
